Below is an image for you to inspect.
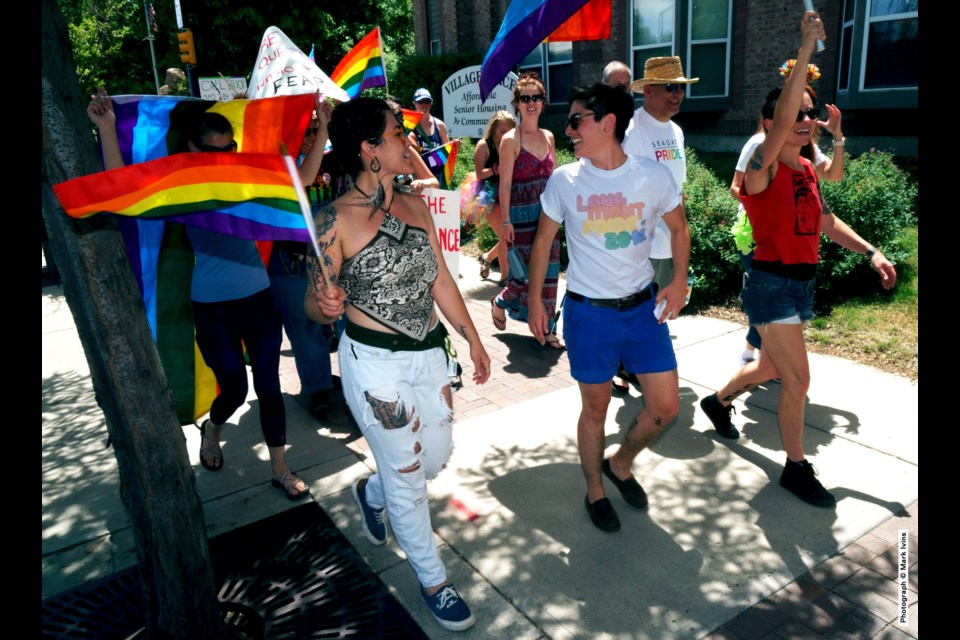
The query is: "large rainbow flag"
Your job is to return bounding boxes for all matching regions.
[329,27,387,99]
[421,140,459,190]
[64,94,314,424]
[53,152,309,242]
[479,0,590,100]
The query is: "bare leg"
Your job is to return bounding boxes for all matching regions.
[609,370,678,477]
[577,381,613,502]
[754,323,810,461]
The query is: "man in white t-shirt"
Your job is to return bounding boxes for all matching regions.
[527,84,690,533]
[622,56,698,290]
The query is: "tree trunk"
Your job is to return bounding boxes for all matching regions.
[42,0,226,636]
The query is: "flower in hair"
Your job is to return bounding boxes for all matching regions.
[779,60,821,83]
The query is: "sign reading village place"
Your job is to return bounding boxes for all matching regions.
[442,66,518,139]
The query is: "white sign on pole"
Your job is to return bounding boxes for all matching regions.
[199,76,248,101]
[247,26,350,101]
[420,188,461,279]
[442,65,518,139]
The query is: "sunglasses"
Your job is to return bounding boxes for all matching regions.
[416,99,433,105]
[198,140,238,153]
[304,126,320,137]
[517,94,545,104]
[660,83,686,93]
[384,128,407,142]
[797,108,821,121]
[566,111,596,131]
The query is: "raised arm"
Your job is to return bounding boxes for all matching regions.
[744,11,825,195]
[86,87,124,170]
[814,103,845,182]
[298,93,332,186]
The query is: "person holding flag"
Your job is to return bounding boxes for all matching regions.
[304,98,489,632]
[85,89,312,500]
[409,88,450,183]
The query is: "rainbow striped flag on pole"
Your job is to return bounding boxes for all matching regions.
[53,94,314,424]
[330,27,387,99]
[421,140,459,190]
[53,152,309,242]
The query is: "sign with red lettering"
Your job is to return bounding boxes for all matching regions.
[420,188,460,278]
[247,27,350,101]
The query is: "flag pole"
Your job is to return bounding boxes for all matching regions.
[377,26,389,97]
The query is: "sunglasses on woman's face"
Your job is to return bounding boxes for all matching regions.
[198,140,238,153]
[566,112,595,131]
[797,108,821,121]
[517,94,545,104]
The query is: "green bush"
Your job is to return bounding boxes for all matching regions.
[684,147,744,309]
[817,150,919,303]
[682,147,919,311]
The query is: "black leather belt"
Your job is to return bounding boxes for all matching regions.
[566,285,657,311]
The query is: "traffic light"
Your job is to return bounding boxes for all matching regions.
[178,29,197,66]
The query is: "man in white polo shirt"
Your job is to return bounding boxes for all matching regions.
[623,56,698,290]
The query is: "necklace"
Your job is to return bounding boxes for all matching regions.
[354,182,395,215]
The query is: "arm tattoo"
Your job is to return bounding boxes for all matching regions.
[312,205,339,289]
[458,324,468,339]
[819,189,833,216]
[748,147,765,172]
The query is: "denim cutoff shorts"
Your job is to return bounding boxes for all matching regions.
[741,269,815,328]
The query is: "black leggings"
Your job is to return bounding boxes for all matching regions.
[192,288,286,447]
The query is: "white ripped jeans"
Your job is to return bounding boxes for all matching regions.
[340,330,453,588]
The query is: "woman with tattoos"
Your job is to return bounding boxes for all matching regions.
[303,98,490,632]
[698,11,896,508]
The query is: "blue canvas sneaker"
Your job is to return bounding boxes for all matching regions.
[352,478,388,545]
[421,584,476,631]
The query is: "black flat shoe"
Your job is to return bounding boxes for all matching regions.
[602,459,648,510]
[584,496,621,532]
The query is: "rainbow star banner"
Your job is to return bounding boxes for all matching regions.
[329,27,387,99]
[479,0,590,100]
[61,93,314,424]
[421,140,459,190]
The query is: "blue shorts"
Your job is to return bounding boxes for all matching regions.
[562,292,677,384]
[741,270,815,331]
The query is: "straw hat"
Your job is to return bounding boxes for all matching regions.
[630,57,699,92]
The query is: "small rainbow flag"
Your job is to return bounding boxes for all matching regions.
[53,152,309,242]
[401,108,423,133]
[422,140,459,190]
[330,27,387,99]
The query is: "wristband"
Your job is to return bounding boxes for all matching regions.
[833,136,846,147]
[866,245,876,258]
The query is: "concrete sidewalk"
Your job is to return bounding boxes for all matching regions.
[42,260,917,639]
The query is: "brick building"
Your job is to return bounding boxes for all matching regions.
[411,0,918,156]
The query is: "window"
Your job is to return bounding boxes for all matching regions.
[519,41,573,104]
[837,0,918,108]
[426,0,441,55]
[630,0,732,103]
